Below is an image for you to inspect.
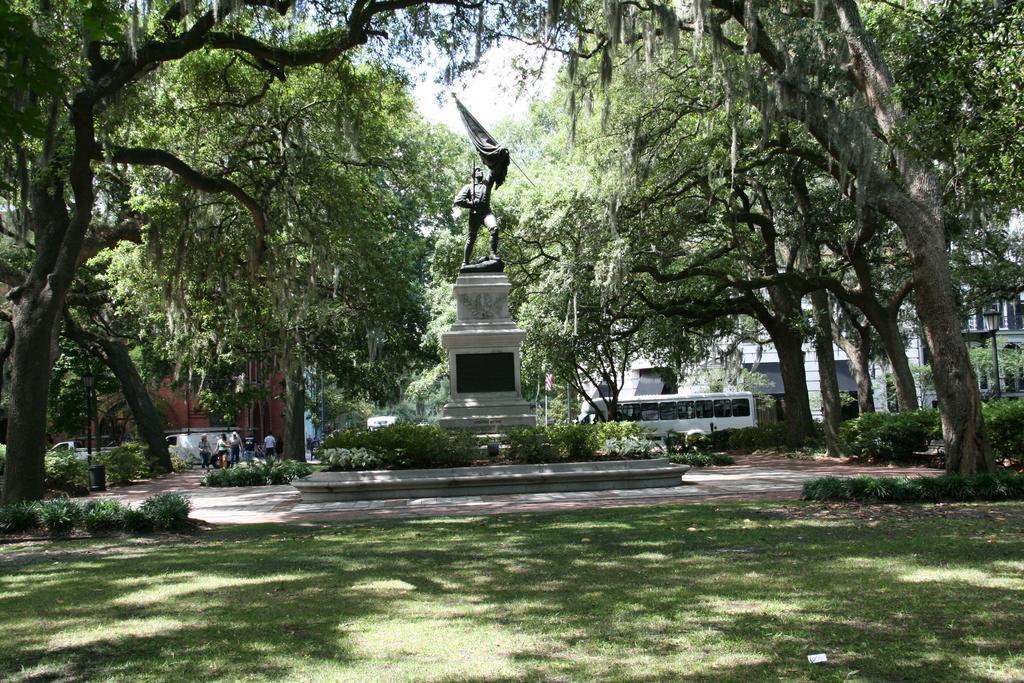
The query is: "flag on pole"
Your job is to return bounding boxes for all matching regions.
[454,96,510,188]
[545,373,554,392]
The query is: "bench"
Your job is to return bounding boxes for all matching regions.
[911,440,946,469]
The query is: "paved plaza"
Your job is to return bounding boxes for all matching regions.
[97,455,941,524]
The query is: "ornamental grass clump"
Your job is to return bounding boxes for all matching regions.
[138,493,192,531]
[0,500,41,533]
[82,499,129,533]
[666,452,736,467]
[40,498,83,534]
[803,472,1024,503]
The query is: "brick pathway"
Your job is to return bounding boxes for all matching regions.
[97,455,942,525]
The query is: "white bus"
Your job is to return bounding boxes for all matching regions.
[580,391,757,438]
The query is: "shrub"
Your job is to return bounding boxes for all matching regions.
[45,450,89,495]
[982,400,1024,464]
[139,493,192,531]
[594,421,647,443]
[320,448,384,471]
[838,410,941,461]
[667,452,736,467]
[40,498,83,534]
[169,449,193,473]
[548,424,600,460]
[0,500,41,533]
[604,436,660,459]
[95,444,149,486]
[201,460,312,487]
[685,433,712,453]
[123,507,154,533]
[802,472,1024,502]
[82,500,128,533]
[726,423,790,451]
[0,443,6,475]
[322,424,477,469]
[503,427,557,464]
[265,460,313,485]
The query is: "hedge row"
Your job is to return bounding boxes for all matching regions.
[0,493,192,535]
[803,473,1024,502]
[201,460,312,487]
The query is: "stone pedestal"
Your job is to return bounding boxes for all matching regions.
[439,272,536,432]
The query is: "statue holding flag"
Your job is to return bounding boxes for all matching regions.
[452,97,512,272]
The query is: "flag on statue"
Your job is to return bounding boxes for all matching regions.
[545,373,554,392]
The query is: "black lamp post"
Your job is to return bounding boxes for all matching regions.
[983,305,1002,400]
[82,371,96,464]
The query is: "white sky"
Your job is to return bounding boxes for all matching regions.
[410,42,560,133]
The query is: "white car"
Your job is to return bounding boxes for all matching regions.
[48,440,116,459]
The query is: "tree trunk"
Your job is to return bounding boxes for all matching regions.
[64,317,172,472]
[811,289,841,456]
[773,327,815,449]
[831,0,991,472]
[871,308,918,412]
[833,319,876,414]
[2,286,63,503]
[98,338,171,471]
[282,353,306,462]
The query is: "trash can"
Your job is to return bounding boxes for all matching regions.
[89,463,106,492]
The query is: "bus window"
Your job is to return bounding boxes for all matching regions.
[693,400,712,418]
[641,403,659,421]
[677,401,695,419]
[714,399,732,418]
[732,398,751,417]
[659,402,677,420]
[618,403,640,422]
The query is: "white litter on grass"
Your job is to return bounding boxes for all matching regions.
[807,653,828,664]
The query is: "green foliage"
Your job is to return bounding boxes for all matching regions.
[502,427,558,464]
[803,473,1024,502]
[44,451,89,495]
[95,443,149,485]
[82,500,129,533]
[0,500,41,533]
[594,421,647,442]
[201,461,313,487]
[138,494,192,532]
[725,424,790,451]
[982,400,1024,464]
[0,443,5,475]
[547,424,600,460]
[604,437,660,459]
[169,450,193,473]
[319,448,385,472]
[123,508,154,534]
[40,498,84,534]
[666,452,736,467]
[322,424,477,469]
[838,411,942,461]
[684,433,712,453]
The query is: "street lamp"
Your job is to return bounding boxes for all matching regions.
[983,305,1002,400]
[82,371,96,464]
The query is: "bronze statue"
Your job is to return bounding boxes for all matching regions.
[454,166,500,265]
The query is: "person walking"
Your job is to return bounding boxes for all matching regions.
[263,432,277,461]
[198,434,212,472]
[229,430,241,467]
[242,433,256,463]
[216,433,229,469]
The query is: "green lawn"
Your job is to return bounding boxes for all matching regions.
[1,502,1022,682]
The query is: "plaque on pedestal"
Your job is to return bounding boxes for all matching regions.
[439,272,536,432]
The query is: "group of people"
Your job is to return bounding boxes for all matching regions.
[197,431,278,472]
